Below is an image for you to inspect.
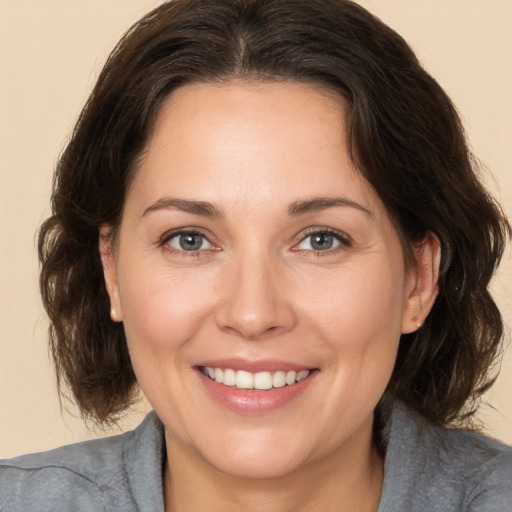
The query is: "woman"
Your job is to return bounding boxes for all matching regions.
[1,0,510,510]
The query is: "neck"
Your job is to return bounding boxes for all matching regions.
[163,421,384,512]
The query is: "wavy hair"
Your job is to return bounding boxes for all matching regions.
[39,0,510,425]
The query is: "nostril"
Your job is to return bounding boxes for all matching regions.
[219,323,287,341]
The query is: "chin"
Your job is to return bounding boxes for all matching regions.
[193,429,315,480]
[208,452,306,481]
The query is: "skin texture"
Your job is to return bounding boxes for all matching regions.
[100,82,439,512]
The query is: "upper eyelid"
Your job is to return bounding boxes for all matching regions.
[158,226,351,250]
[290,228,352,254]
[160,230,218,257]
[298,227,351,243]
[160,227,211,243]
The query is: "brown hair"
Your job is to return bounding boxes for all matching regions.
[39,0,510,426]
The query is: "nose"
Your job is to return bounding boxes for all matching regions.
[215,250,296,340]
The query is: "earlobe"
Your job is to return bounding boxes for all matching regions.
[402,232,441,334]
[99,225,123,322]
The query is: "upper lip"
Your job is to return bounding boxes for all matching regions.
[195,358,315,373]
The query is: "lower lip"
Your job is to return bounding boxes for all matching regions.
[196,369,316,414]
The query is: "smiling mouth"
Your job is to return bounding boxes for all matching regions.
[199,366,313,390]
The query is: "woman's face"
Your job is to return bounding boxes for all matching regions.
[102,82,434,479]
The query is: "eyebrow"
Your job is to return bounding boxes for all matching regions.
[288,197,373,217]
[142,195,372,219]
[142,197,224,218]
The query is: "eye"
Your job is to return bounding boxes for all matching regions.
[166,231,213,252]
[296,230,348,252]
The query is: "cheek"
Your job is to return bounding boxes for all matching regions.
[298,256,405,393]
[305,258,405,336]
[117,259,218,355]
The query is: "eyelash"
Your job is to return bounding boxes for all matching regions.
[159,229,216,258]
[158,227,351,258]
[293,228,352,256]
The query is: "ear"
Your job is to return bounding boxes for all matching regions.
[401,232,441,334]
[99,225,123,322]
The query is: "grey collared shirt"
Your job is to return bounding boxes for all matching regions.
[1,402,511,511]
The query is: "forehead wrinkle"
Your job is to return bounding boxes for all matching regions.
[142,196,225,218]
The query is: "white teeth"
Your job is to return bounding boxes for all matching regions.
[285,371,297,385]
[272,371,286,388]
[236,370,253,389]
[223,368,236,386]
[296,370,309,382]
[201,367,311,389]
[253,371,273,390]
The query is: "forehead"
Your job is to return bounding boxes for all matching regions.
[127,81,384,221]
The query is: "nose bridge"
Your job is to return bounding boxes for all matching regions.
[216,244,295,339]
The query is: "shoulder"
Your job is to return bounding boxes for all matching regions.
[0,437,116,511]
[438,428,512,511]
[379,401,512,512]
[0,430,127,512]
[0,412,164,512]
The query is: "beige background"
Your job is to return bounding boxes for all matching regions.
[1,0,511,458]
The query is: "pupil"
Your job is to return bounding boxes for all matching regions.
[180,233,202,250]
[312,233,333,250]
